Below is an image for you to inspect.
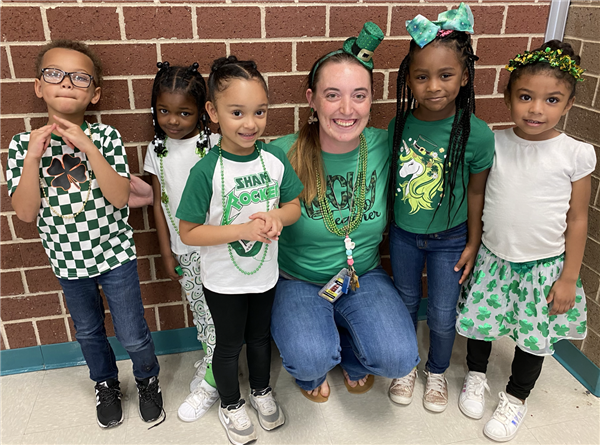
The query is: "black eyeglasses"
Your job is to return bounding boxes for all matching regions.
[41,68,94,88]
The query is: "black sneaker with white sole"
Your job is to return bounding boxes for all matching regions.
[136,376,166,428]
[94,378,123,428]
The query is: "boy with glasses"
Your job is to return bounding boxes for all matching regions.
[6,40,164,429]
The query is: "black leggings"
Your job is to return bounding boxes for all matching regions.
[467,338,545,400]
[204,285,276,406]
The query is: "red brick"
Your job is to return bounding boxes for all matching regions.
[498,69,511,95]
[370,102,396,130]
[263,107,295,138]
[474,68,497,96]
[1,216,12,242]
[268,75,307,105]
[11,218,40,241]
[476,38,529,66]
[373,71,384,101]
[132,79,155,110]
[376,40,409,70]
[2,184,14,213]
[1,293,62,321]
[265,6,325,38]
[505,5,550,34]
[145,307,158,332]
[1,47,11,79]
[197,7,260,39]
[490,124,514,131]
[101,113,153,144]
[1,7,45,42]
[88,80,130,112]
[470,6,504,35]
[47,7,120,41]
[330,6,388,38]
[19,241,48,268]
[160,42,226,75]
[133,231,161,256]
[37,318,69,345]
[128,207,145,231]
[1,118,26,149]
[9,45,44,79]
[126,146,140,175]
[124,7,193,40]
[141,280,182,305]
[158,304,186,330]
[475,97,511,124]
[4,322,37,348]
[391,6,447,37]
[1,81,47,115]
[25,268,61,293]
[137,257,152,282]
[388,71,399,101]
[530,38,546,52]
[297,41,346,72]
[155,256,173,280]
[229,42,292,73]
[91,44,157,76]
[1,243,23,270]
[1,271,24,296]
[1,335,5,350]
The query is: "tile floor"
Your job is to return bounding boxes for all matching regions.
[1,322,599,445]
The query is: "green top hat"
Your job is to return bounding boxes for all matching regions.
[342,22,385,70]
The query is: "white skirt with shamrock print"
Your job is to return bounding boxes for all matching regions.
[456,244,587,356]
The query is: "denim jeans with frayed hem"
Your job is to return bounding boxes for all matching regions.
[389,221,467,374]
[59,259,159,383]
[271,267,419,391]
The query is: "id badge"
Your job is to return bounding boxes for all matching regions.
[318,268,349,303]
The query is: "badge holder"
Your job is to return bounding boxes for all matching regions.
[318,268,350,303]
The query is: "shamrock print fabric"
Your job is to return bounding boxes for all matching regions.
[456,244,586,356]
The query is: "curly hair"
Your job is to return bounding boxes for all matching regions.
[35,40,103,87]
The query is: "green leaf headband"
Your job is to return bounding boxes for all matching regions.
[405,2,474,49]
[311,22,384,85]
[506,47,585,82]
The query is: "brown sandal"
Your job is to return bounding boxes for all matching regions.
[344,373,375,394]
[300,386,329,403]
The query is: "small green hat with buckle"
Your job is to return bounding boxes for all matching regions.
[342,21,385,70]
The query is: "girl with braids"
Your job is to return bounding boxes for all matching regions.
[178,56,303,445]
[456,40,594,442]
[143,61,220,422]
[387,3,495,413]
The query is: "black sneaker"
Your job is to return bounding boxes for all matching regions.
[136,376,166,428]
[94,378,123,428]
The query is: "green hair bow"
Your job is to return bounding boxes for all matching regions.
[405,2,474,48]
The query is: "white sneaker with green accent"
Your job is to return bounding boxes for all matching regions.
[459,371,490,419]
[389,367,417,405]
[484,392,527,442]
[423,371,448,413]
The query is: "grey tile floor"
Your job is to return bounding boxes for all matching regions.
[1,322,599,445]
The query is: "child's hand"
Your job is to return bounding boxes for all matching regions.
[52,116,97,153]
[547,278,576,315]
[162,254,183,281]
[26,124,56,161]
[249,211,283,241]
[240,218,272,244]
[454,242,479,285]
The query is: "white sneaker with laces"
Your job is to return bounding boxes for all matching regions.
[484,392,527,442]
[459,371,490,419]
[250,388,285,431]
[218,400,257,445]
[178,380,220,422]
[389,367,417,405]
[190,358,208,392]
[423,371,448,413]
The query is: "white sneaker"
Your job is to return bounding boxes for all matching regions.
[218,400,257,445]
[459,371,490,419]
[250,387,285,431]
[389,367,417,405]
[190,358,208,392]
[177,380,220,422]
[423,371,448,413]
[484,392,527,442]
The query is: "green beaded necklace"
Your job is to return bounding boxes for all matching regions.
[217,137,271,276]
[158,135,206,236]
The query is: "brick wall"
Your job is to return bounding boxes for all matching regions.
[560,0,600,368]
[0,0,551,351]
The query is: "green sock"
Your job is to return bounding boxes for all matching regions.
[201,341,217,388]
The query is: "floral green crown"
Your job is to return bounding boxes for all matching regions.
[506,47,585,82]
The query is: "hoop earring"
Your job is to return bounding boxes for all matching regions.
[308,108,318,125]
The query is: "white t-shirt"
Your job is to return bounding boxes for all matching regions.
[482,129,596,262]
[144,133,220,255]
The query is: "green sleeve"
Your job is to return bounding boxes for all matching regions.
[468,116,495,174]
[268,133,298,155]
[388,117,396,156]
[176,153,218,224]
[261,142,304,203]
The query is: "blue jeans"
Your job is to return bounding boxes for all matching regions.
[389,222,467,374]
[59,259,159,383]
[271,267,419,391]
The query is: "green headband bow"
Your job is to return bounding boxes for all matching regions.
[506,47,586,82]
[405,2,474,48]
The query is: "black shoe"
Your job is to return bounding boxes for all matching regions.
[94,378,123,428]
[136,376,166,428]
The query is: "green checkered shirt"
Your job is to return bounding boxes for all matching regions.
[6,123,136,279]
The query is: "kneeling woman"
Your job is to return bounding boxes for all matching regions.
[270,23,420,402]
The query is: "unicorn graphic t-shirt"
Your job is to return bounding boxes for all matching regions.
[388,113,494,234]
